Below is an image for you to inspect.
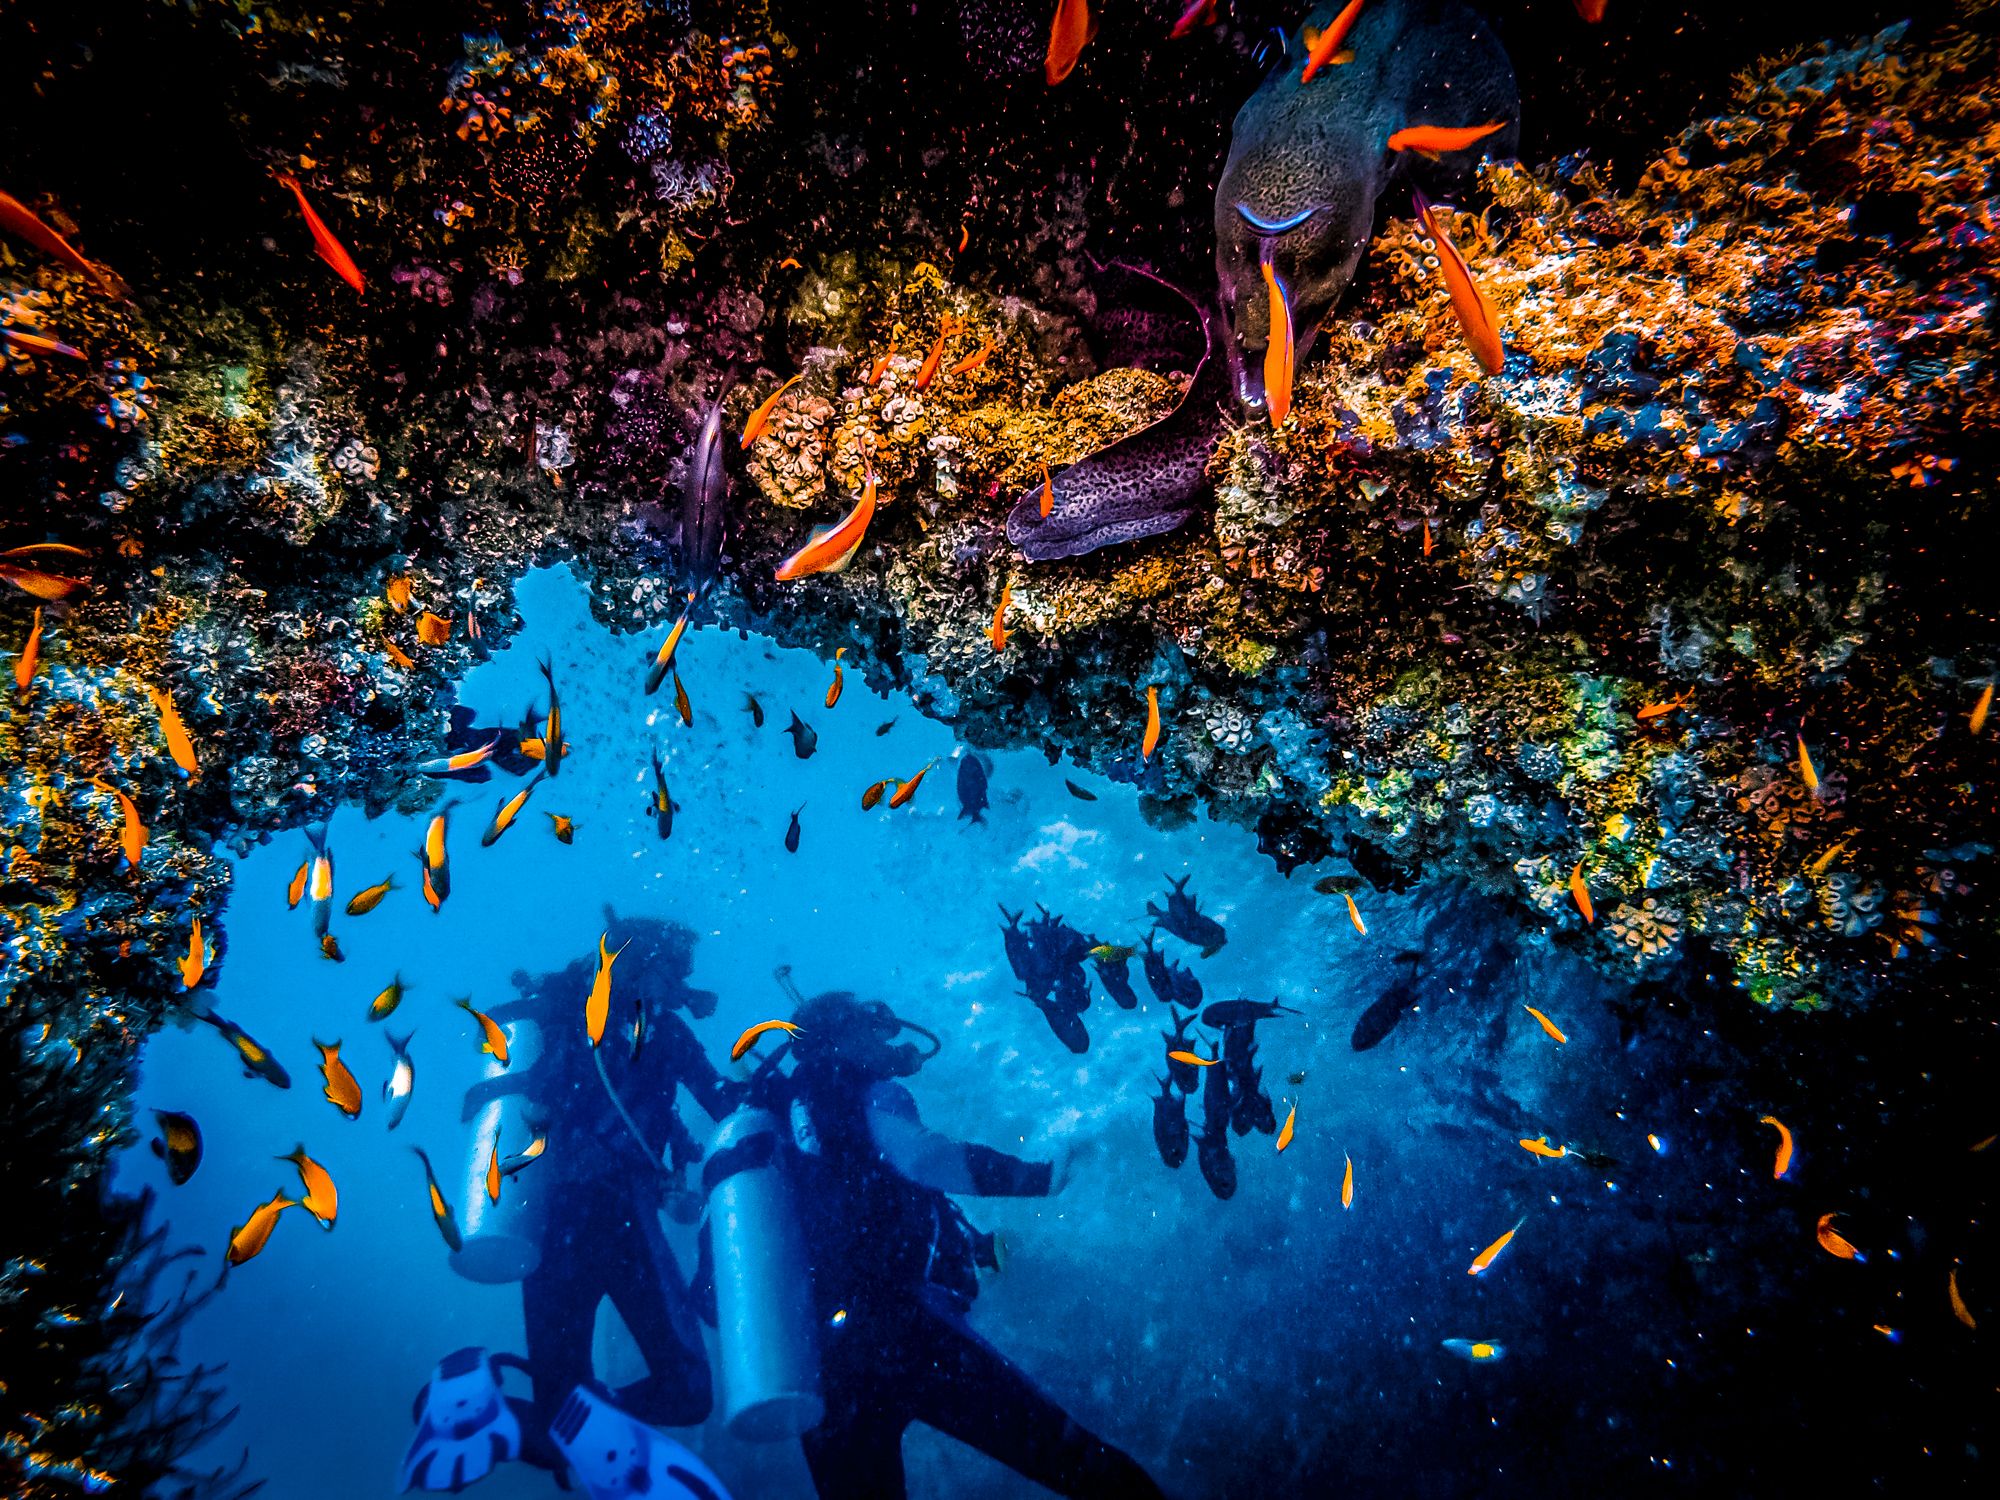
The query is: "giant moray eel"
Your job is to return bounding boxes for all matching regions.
[1217,0,1518,412]
[1010,0,1517,561]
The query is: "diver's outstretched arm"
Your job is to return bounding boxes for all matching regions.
[865,1082,1055,1197]
[459,1073,538,1123]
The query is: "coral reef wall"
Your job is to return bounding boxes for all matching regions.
[0,0,1992,1492]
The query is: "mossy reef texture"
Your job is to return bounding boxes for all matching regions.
[0,0,1994,1493]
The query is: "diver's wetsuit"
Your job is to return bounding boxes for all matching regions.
[476,958,739,1446]
[785,1069,1163,1500]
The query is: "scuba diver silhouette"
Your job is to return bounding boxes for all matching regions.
[700,974,1165,1500]
[401,917,742,1497]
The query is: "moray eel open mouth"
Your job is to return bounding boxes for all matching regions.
[1215,0,1519,414]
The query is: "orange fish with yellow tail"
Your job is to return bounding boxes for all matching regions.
[584,932,633,1048]
[459,1000,511,1067]
[731,1018,801,1062]
[314,1038,363,1118]
[1142,685,1162,760]
[888,759,937,809]
[224,1189,297,1267]
[1468,1215,1525,1275]
[1523,1005,1568,1044]
[14,606,43,695]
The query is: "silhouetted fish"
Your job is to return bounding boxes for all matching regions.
[784,711,817,759]
[1149,874,1227,956]
[1065,779,1097,801]
[1351,951,1423,1050]
[1093,950,1140,1009]
[150,1110,202,1184]
[784,804,804,853]
[1164,1008,1204,1095]
[957,754,990,825]
[1153,1076,1189,1169]
[679,396,729,587]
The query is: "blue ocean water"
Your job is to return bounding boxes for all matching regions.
[113,566,1677,1499]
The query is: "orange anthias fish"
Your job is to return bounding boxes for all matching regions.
[1949,1266,1977,1329]
[740,374,803,448]
[345,875,397,916]
[416,737,503,778]
[1798,734,1822,797]
[538,656,565,780]
[486,1143,502,1204]
[1166,1050,1219,1068]
[861,778,894,811]
[731,1018,801,1062]
[383,637,416,671]
[888,759,937,809]
[1413,191,1505,376]
[281,1145,338,1228]
[14,606,43,695]
[1422,519,1434,558]
[315,1038,363,1118]
[305,822,336,938]
[826,647,846,709]
[225,1190,297,1267]
[1275,1105,1297,1152]
[1523,1005,1568,1044]
[1636,690,1694,722]
[1,542,90,601]
[1572,0,1608,22]
[177,915,210,989]
[1341,1153,1355,1208]
[914,325,955,390]
[149,687,200,779]
[0,189,130,299]
[1569,861,1594,924]
[273,171,365,294]
[1038,462,1054,518]
[1044,0,1097,86]
[672,669,693,728]
[775,473,879,580]
[1171,0,1219,39]
[413,1147,463,1252]
[1142,685,1162,760]
[1971,681,1993,736]
[645,592,697,696]
[949,334,997,377]
[1260,256,1295,429]
[584,932,633,1048]
[1387,122,1507,158]
[385,574,413,612]
[287,859,310,910]
[481,773,542,848]
[416,610,453,646]
[866,341,898,386]
[91,778,148,868]
[990,584,1011,653]
[1344,893,1367,935]
[460,999,511,1066]
[1760,1115,1795,1180]
[1816,1212,1862,1261]
[1468,1215,1525,1275]
[1300,0,1366,84]
[1519,1137,1568,1160]
[1,328,85,360]
[415,848,443,912]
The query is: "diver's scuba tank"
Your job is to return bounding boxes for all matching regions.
[452,1011,546,1283]
[702,1105,823,1441]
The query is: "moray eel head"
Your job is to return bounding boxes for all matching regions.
[1214,0,1519,414]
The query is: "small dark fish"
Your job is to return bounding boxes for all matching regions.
[412,1146,463,1252]
[784,804,804,854]
[1033,995,1091,1054]
[956,754,991,825]
[1149,874,1228,957]
[1064,779,1098,802]
[875,717,897,737]
[1573,1149,1620,1170]
[1350,988,1414,1051]
[151,1109,202,1184]
[1197,1059,1237,1199]
[383,1028,416,1131]
[785,711,818,760]
[672,669,693,728]
[1287,1070,1307,1086]
[1153,1076,1189,1170]
[648,747,677,840]
[745,692,765,728]
[1000,905,1036,986]
[1201,999,1297,1030]
[1141,932,1175,1006]
[1092,950,1140,1009]
[199,1011,291,1089]
[1164,1008,1204,1095]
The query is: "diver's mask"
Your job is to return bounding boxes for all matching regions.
[862,998,942,1079]
[785,982,941,1079]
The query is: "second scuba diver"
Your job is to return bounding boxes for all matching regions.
[702,982,1166,1500]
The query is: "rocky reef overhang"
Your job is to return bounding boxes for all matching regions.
[1,0,1995,1491]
